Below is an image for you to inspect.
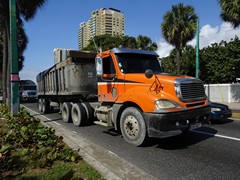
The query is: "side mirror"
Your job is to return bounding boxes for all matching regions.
[95,57,103,76]
[145,69,153,79]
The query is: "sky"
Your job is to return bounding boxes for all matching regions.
[19,0,240,83]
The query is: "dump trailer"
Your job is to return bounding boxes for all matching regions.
[36,48,211,146]
[19,80,37,102]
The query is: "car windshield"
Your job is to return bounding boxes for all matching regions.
[116,53,162,74]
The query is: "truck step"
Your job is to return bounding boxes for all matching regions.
[94,120,113,127]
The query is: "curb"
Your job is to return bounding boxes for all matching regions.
[21,105,157,180]
[232,112,240,119]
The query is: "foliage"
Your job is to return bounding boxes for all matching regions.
[161,36,240,84]
[0,0,47,105]
[0,104,102,179]
[200,36,240,83]
[82,34,157,52]
[161,3,198,75]
[136,35,158,51]
[218,0,240,29]
[161,45,196,76]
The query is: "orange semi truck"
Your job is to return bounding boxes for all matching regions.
[36,48,211,146]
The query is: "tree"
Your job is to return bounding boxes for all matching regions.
[161,3,198,75]
[161,45,195,76]
[200,36,240,83]
[83,34,157,52]
[136,35,157,51]
[0,0,46,105]
[218,0,240,29]
[83,34,124,52]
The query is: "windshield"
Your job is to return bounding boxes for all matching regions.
[116,53,162,74]
[22,86,37,90]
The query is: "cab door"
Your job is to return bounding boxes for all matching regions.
[98,55,119,102]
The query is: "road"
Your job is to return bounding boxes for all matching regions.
[22,102,240,180]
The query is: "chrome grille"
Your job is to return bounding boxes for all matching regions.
[28,92,37,95]
[175,78,206,102]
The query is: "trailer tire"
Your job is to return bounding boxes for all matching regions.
[120,107,148,146]
[42,99,50,114]
[38,98,43,112]
[62,102,72,123]
[82,102,94,125]
[72,103,87,126]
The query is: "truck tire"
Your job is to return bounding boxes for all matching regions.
[71,103,87,126]
[82,102,94,125]
[38,98,43,112]
[62,102,72,123]
[42,99,50,114]
[120,107,148,146]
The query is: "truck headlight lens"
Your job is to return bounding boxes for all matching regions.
[154,99,181,109]
[22,92,28,96]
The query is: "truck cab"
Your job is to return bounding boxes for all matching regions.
[19,80,37,102]
[96,48,211,146]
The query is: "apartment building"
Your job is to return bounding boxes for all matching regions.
[78,8,125,50]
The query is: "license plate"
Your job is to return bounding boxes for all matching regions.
[190,123,202,130]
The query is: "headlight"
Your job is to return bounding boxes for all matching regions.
[155,99,181,109]
[211,108,221,112]
[22,92,28,96]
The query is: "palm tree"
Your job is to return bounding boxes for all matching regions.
[218,0,240,29]
[136,35,157,51]
[161,3,198,75]
[0,0,46,105]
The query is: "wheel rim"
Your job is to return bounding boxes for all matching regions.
[123,115,140,139]
[72,107,78,124]
[38,99,42,112]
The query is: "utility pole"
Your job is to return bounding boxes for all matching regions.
[196,19,199,79]
[9,0,19,115]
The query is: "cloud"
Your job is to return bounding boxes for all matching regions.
[157,22,240,57]
[156,40,174,58]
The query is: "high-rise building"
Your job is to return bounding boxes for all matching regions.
[78,8,125,50]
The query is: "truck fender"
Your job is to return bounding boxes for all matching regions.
[112,104,123,131]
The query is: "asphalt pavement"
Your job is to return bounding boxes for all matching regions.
[21,103,240,180]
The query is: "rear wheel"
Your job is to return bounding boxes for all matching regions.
[38,98,43,112]
[82,102,94,125]
[42,99,50,114]
[120,107,148,146]
[62,102,72,123]
[72,103,87,126]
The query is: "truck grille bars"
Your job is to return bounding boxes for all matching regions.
[174,78,206,102]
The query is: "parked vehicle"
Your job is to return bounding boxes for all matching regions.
[19,80,37,102]
[210,102,232,120]
[36,48,211,146]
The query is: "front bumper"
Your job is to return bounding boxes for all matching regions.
[143,106,211,138]
[210,109,232,120]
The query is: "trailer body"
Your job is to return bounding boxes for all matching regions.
[36,48,211,146]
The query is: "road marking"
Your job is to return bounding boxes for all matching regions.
[53,121,61,126]
[41,115,51,121]
[72,131,77,134]
[108,150,117,156]
[192,130,240,142]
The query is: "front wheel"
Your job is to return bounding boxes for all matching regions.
[120,107,148,146]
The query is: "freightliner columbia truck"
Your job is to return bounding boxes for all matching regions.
[36,48,211,146]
